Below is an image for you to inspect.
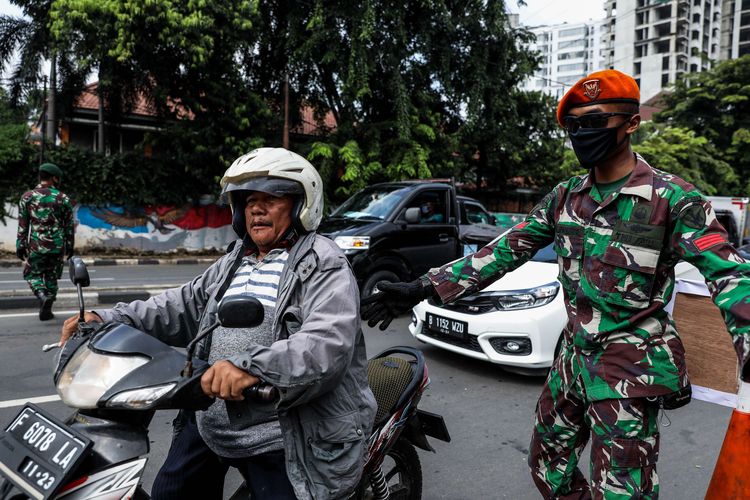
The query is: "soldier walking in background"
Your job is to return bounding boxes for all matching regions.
[16,163,75,320]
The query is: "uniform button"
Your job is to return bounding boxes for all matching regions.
[236,413,242,418]
[356,429,362,435]
[242,360,248,368]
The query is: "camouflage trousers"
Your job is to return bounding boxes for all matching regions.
[23,252,64,299]
[528,355,660,500]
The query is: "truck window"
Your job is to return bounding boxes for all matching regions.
[465,202,493,225]
[403,190,448,224]
[330,186,412,220]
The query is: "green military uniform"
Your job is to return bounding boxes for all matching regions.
[427,154,750,499]
[16,182,75,300]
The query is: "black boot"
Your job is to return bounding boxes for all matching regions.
[36,290,54,321]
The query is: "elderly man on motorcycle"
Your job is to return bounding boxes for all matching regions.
[60,148,376,500]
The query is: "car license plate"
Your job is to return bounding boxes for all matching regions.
[0,404,91,500]
[426,312,468,340]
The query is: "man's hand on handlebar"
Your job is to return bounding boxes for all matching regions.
[360,277,437,331]
[201,360,260,401]
[60,311,103,344]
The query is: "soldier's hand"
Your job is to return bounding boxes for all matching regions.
[60,311,103,344]
[201,360,259,401]
[360,278,436,331]
[16,248,26,261]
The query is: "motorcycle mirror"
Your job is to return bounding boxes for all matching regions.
[405,207,421,224]
[68,256,90,287]
[218,295,264,329]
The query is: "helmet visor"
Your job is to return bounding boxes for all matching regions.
[221,177,303,203]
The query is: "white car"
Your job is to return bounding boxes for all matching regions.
[409,244,566,375]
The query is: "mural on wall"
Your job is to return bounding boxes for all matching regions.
[76,204,235,251]
[1,202,237,253]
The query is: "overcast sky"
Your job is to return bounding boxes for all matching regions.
[508,0,606,26]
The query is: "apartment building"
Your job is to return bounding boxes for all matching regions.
[601,0,725,101]
[721,0,750,58]
[522,22,605,99]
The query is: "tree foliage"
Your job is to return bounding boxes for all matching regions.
[656,55,750,193]
[633,122,737,195]
[1,0,564,209]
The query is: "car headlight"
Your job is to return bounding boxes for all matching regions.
[56,346,149,409]
[107,383,177,409]
[334,236,370,250]
[465,282,560,311]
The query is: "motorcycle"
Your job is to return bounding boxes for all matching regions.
[0,257,450,499]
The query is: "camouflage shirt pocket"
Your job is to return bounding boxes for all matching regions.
[599,222,664,308]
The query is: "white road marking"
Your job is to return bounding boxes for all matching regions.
[0,395,61,409]
[0,270,96,274]
[0,277,113,284]
[0,310,78,319]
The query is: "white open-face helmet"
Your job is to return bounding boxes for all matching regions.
[220,148,324,237]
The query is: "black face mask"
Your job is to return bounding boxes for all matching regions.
[568,120,630,169]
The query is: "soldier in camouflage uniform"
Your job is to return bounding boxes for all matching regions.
[16,163,75,320]
[362,69,750,499]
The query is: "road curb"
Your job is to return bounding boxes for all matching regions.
[0,257,218,268]
[0,288,170,309]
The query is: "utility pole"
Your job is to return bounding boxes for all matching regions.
[40,75,47,163]
[46,54,56,144]
[97,77,105,154]
[282,73,289,149]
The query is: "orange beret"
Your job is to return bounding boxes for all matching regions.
[556,69,640,127]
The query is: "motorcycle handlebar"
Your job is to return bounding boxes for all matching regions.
[243,384,279,402]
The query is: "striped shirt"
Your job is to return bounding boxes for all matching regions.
[221,248,289,307]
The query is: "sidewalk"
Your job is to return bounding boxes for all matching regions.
[0,256,217,309]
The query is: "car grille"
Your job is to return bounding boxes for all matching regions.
[428,298,494,315]
[421,328,482,352]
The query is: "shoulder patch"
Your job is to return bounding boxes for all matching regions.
[694,233,726,252]
[680,204,706,230]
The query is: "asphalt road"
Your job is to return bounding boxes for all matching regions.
[0,269,733,499]
[0,264,209,294]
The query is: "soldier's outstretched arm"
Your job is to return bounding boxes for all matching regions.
[425,187,559,305]
[670,195,750,381]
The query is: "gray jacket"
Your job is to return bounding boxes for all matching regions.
[96,232,377,499]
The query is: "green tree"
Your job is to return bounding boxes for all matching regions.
[50,0,271,187]
[656,55,750,187]
[633,122,738,196]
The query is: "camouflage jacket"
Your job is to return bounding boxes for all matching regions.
[16,184,75,257]
[428,154,750,400]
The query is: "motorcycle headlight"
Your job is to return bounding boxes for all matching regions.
[478,282,560,311]
[107,383,177,409]
[56,346,149,409]
[334,236,370,250]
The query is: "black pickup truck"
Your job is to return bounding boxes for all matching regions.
[318,181,503,297]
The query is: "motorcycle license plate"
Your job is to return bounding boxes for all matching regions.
[0,404,91,499]
[426,312,468,340]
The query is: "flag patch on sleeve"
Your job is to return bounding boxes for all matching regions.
[694,233,726,252]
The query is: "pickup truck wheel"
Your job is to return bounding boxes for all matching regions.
[362,270,400,299]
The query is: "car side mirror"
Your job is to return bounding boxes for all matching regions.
[218,295,264,329]
[68,256,90,287]
[405,207,421,224]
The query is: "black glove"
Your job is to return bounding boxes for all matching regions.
[360,277,436,331]
[16,248,27,261]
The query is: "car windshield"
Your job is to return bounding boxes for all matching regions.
[531,244,556,263]
[330,186,412,220]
